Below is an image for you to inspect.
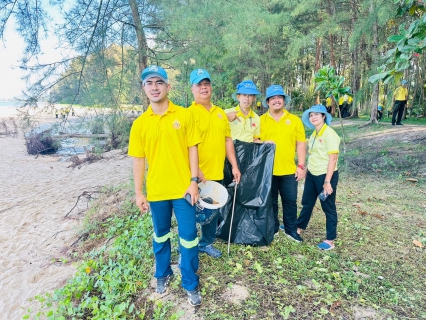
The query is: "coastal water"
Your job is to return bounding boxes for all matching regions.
[1,101,103,158]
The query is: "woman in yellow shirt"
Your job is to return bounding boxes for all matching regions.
[296,104,340,250]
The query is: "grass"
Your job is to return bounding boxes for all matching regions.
[24,124,426,319]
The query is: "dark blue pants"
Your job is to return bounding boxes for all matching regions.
[296,171,339,240]
[271,174,298,234]
[392,100,406,125]
[150,199,199,291]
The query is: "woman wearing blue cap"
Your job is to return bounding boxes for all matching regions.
[296,104,340,250]
[225,80,261,142]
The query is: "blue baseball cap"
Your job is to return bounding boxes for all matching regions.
[262,85,291,108]
[231,80,261,101]
[302,104,332,129]
[141,65,168,85]
[190,68,211,85]
[402,80,408,84]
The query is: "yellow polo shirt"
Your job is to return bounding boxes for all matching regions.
[326,97,332,107]
[256,110,306,176]
[307,124,340,176]
[128,101,200,201]
[188,101,231,180]
[394,86,408,101]
[225,106,260,142]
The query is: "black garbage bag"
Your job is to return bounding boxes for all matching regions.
[216,140,275,246]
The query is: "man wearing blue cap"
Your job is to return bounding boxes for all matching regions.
[225,80,261,142]
[128,65,202,306]
[254,85,306,242]
[392,80,409,126]
[188,68,241,258]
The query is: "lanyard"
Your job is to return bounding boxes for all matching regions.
[310,124,324,151]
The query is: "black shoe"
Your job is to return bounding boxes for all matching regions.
[396,123,403,125]
[285,232,303,243]
[156,273,174,294]
[392,123,395,126]
[186,288,202,306]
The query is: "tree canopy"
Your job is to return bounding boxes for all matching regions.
[1,0,425,117]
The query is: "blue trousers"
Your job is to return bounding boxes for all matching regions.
[271,174,298,234]
[150,199,199,291]
[296,171,339,240]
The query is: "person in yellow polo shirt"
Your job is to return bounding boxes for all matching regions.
[225,80,261,142]
[188,68,241,258]
[325,95,332,114]
[128,65,201,306]
[254,85,306,242]
[296,104,340,251]
[392,79,409,126]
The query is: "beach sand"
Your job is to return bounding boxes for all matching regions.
[0,107,133,318]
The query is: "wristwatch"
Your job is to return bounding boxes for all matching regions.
[297,164,306,170]
[190,177,199,183]
[324,180,330,184]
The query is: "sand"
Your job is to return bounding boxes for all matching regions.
[0,106,133,318]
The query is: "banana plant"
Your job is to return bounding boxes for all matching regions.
[314,65,352,154]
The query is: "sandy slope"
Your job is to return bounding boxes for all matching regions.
[0,108,133,318]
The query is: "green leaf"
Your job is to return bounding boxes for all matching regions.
[387,35,405,42]
[368,71,391,83]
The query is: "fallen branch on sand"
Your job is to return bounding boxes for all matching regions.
[64,190,102,218]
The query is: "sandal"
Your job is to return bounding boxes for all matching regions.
[317,241,335,251]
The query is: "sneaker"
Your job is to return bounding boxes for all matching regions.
[317,241,335,251]
[280,226,303,242]
[199,244,221,258]
[156,273,174,294]
[186,288,202,306]
[286,232,304,242]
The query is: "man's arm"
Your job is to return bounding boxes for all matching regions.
[133,157,149,213]
[225,137,241,183]
[295,141,307,181]
[184,145,200,205]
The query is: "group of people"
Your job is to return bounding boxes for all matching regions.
[128,65,341,306]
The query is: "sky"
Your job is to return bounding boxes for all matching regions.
[0,9,63,101]
[0,28,27,100]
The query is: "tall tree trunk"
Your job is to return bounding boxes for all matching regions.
[350,0,359,118]
[315,38,322,104]
[369,1,379,123]
[129,0,149,110]
[315,37,322,71]
[329,34,336,68]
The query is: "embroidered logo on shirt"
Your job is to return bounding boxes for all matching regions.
[285,119,291,125]
[252,123,256,127]
[217,114,223,119]
[172,119,181,129]
[319,139,323,143]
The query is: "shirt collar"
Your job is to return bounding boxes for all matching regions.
[146,100,177,116]
[191,101,217,113]
[266,109,288,121]
[236,106,254,118]
[312,123,328,137]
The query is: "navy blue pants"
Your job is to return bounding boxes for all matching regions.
[271,174,298,234]
[296,171,339,240]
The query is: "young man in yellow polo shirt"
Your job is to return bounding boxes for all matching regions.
[254,85,306,242]
[128,65,202,306]
[225,80,261,142]
[188,68,241,258]
[392,79,409,126]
